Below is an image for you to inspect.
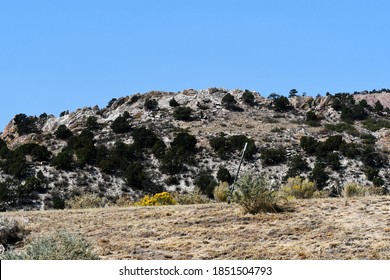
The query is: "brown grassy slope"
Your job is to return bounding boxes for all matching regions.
[4,196,390,260]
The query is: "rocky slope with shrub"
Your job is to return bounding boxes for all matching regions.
[1,88,389,210]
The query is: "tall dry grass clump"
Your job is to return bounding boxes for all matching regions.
[342,182,384,198]
[65,193,106,209]
[213,181,229,202]
[280,176,320,199]
[233,174,286,214]
[173,188,211,205]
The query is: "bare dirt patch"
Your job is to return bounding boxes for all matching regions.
[3,196,390,259]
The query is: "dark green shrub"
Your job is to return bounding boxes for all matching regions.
[374,100,384,115]
[67,130,97,166]
[124,162,146,190]
[14,114,38,135]
[300,136,318,155]
[261,147,287,166]
[340,103,368,122]
[128,94,140,105]
[222,93,243,111]
[59,110,69,117]
[86,116,99,130]
[171,132,197,154]
[286,154,309,178]
[169,98,180,107]
[306,111,320,126]
[324,123,358,135]
[269,94,292,112]
[49,191,66,210]
[152,139,167,159]
[217,166,233,183]
[2,154,28,179]
[173,106,193,121]
[107,98,117,108]
[194,170,217,198]
[52,150,74,170]
[310,163,329,190]
[111,115,131,134]
[165,176,180,186]
[363,118,390,131]
[55,125,73,140]
[210,134,256,160]
[0,139,9,159]
[325,152,341,170]
[360,133,376,145]
[209,136,233,159]
[132,126,158,149]
[360,146,387,168]
[242,90,255,105]
[321,135,343,152]
[0,179,16,210]
[340,142,361,159]
[144,98,158,110]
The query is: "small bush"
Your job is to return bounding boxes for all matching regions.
[169,98,180,107]
[14,114,38,135]
[194,171,217,198]
[86,116,99,130]
[363,118,390,131]
[1,231,100,260]
[55,125,73,140]
[0,217,27,251]
[261,146,287,166]
[111,115,131,134]
[280,176,318,199]
[324,123,358,135]
[213,181,229,202]
[115,196,134,207]
[134,192,176,206]
[173,106,193,121]
[242,90,255,105]
[144,98,158,110]
[65,194,106,209]
[216,166,233,184]
[173,189,211,205]
[233,174,286,214]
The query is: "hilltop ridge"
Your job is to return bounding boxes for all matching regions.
[0,88,389,210]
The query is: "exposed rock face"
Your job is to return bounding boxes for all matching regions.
[0,88,389,210]
[354,92,390,108]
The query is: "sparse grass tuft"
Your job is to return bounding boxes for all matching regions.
[65,194,107,209]
[1,231,100,260]
[173,188,212,205]
[342,182,384,198]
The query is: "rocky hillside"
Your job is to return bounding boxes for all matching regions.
[1,88,390,210]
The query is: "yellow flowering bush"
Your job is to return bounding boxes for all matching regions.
[281,176,318,199]
[134,192,176,206]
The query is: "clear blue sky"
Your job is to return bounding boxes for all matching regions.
[1,0,390,131]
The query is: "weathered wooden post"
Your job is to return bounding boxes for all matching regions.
[228,142,247,204]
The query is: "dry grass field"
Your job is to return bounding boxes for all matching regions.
[3,196,390,260]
